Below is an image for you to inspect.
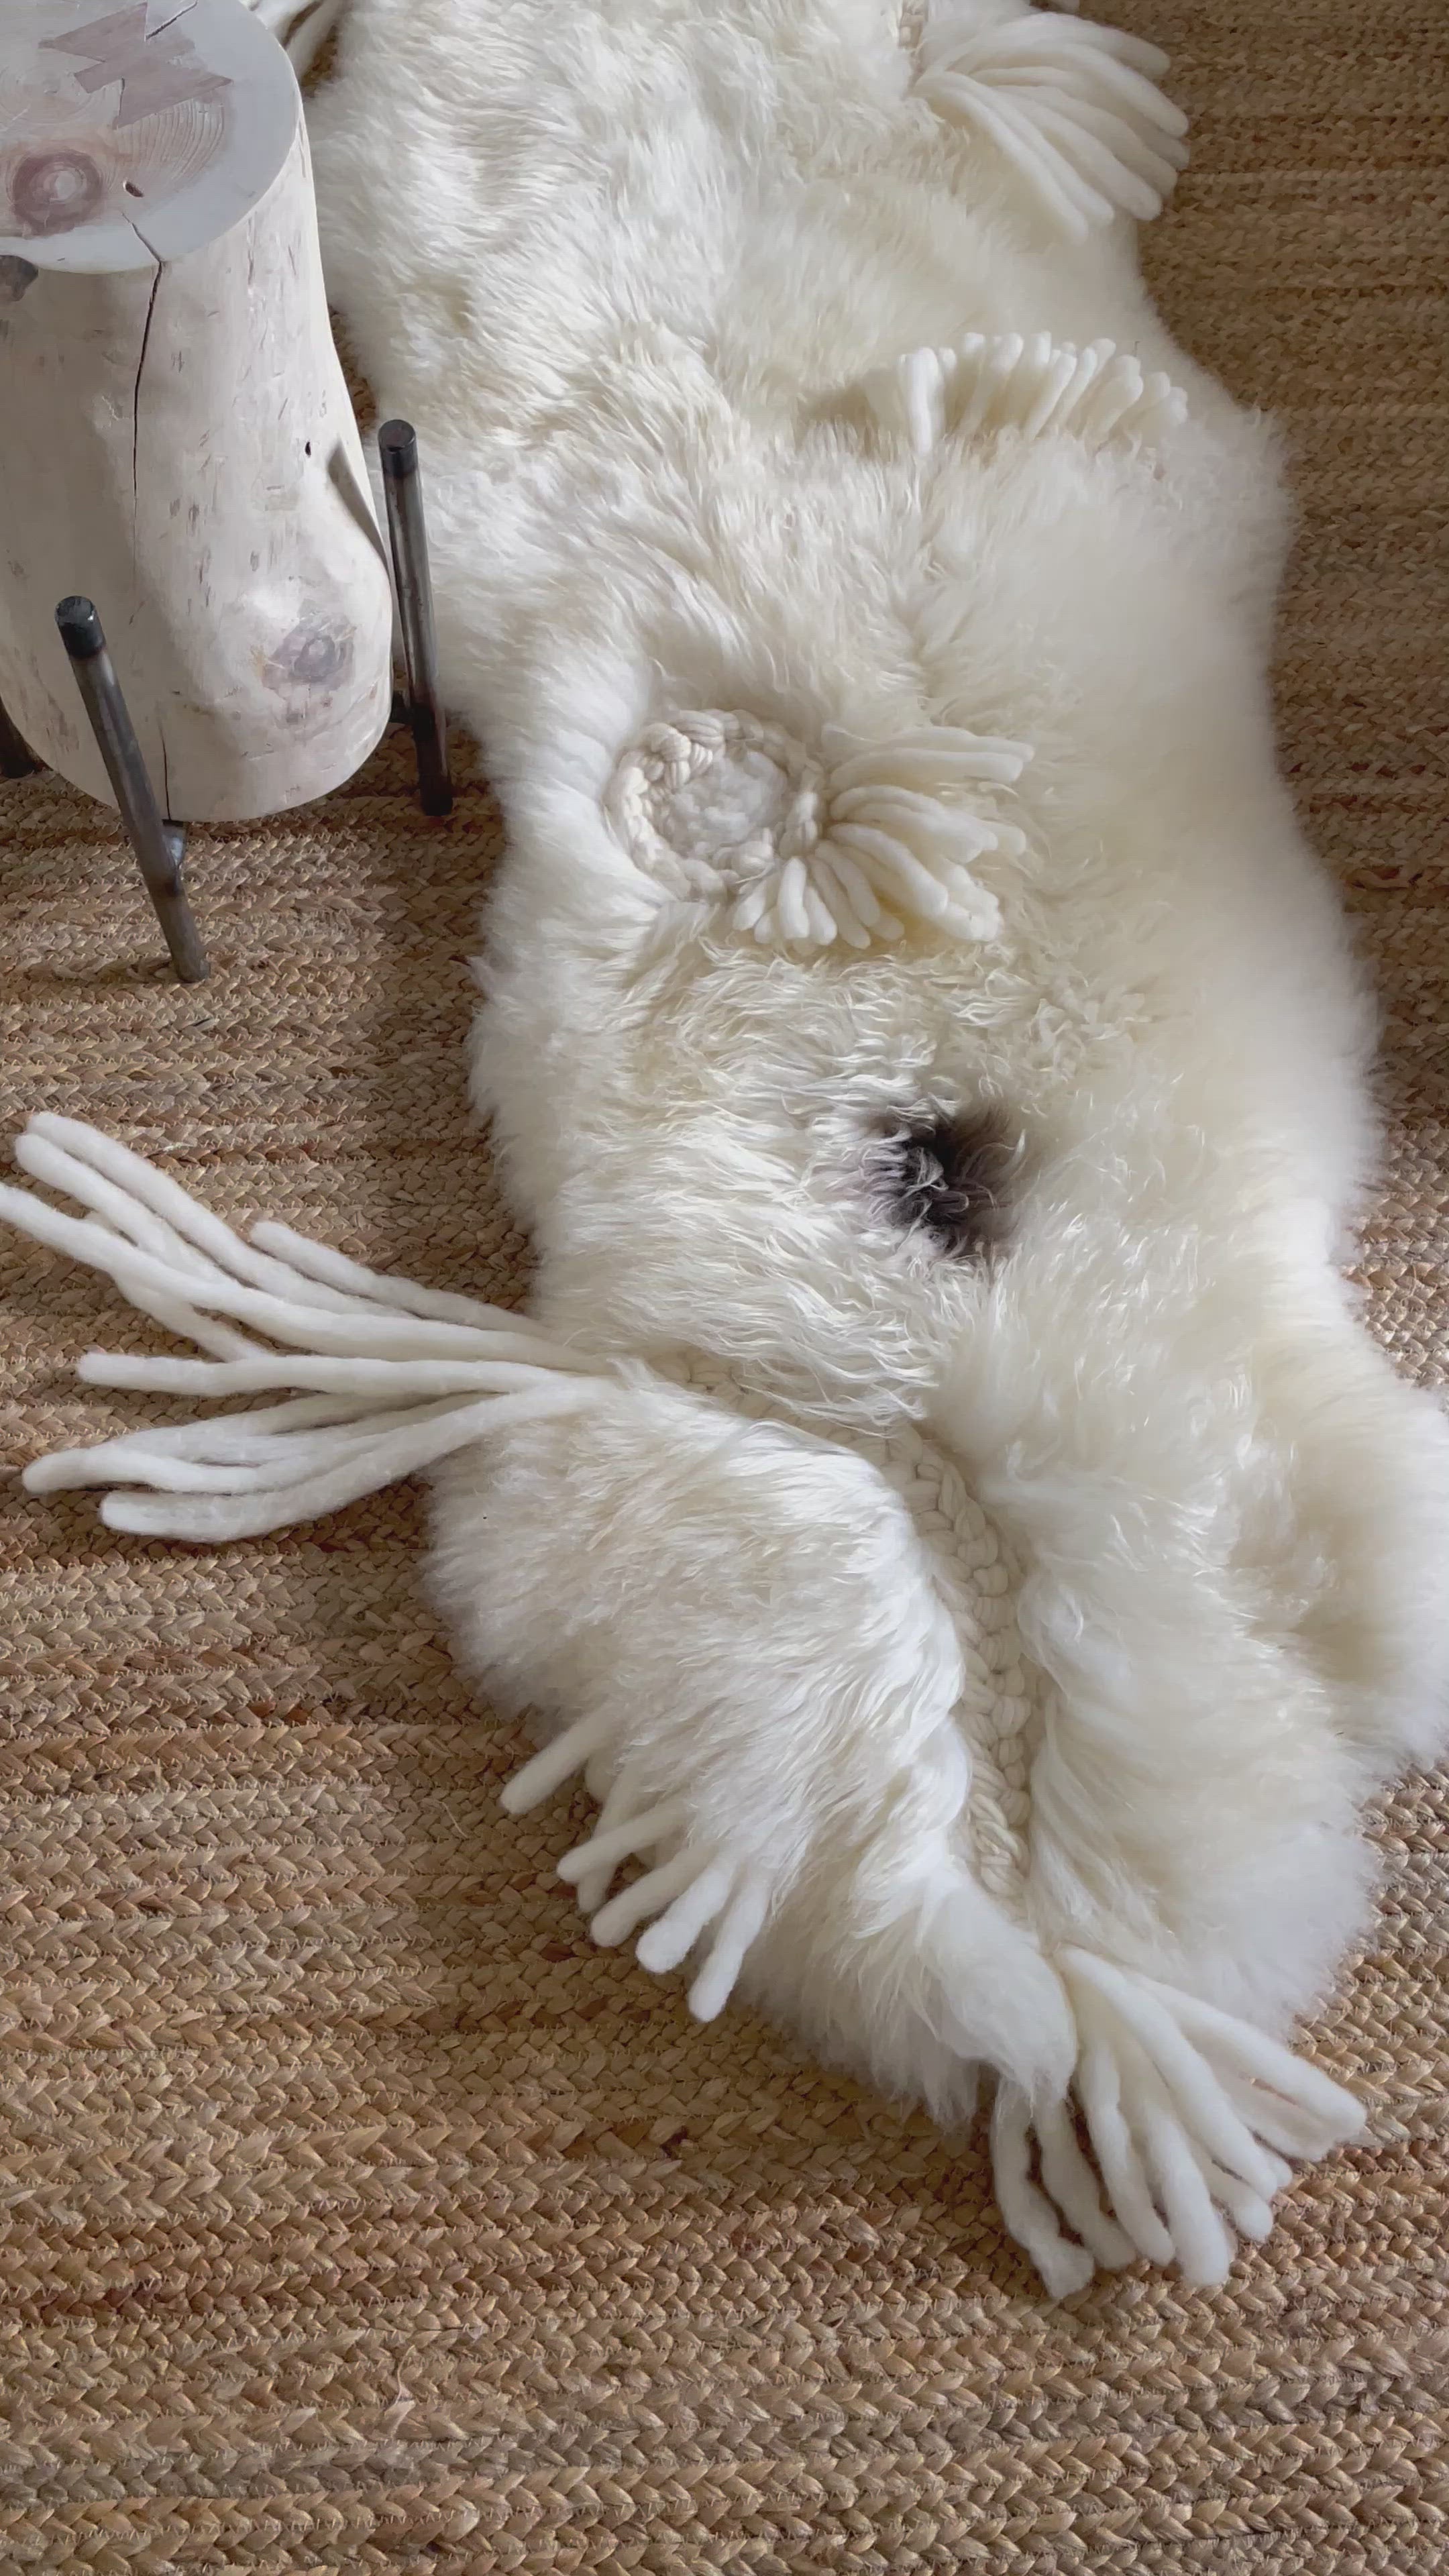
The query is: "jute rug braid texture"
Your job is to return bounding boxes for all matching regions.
[1,3,1445,2566]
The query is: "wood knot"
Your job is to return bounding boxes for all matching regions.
[9,149,104,237]
[265,621,354,695]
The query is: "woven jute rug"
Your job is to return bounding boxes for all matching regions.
[2,1,1446,2565]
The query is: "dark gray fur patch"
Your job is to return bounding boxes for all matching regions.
[871,1109,1019,1259]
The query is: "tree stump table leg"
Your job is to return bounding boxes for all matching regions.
[0,0,394,968]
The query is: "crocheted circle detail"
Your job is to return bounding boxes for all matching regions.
[607,712,828,904]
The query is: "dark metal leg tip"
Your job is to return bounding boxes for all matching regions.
[169,940,211,987]
[417,757,453,820]
[160,824,210,984]
[169,941,211,987]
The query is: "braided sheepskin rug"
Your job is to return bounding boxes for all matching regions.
[6,0,1449,2298]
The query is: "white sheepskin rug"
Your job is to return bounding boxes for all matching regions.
[6,0,1449,2298]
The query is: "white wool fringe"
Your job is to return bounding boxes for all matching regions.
[2,1116,1370,2294]
[858,329,1189,458]
[0,1115,609,1540]
[916,3,1189,241]
[804,724,1030,945]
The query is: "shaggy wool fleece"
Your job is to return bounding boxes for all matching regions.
[36,0,1449,2291]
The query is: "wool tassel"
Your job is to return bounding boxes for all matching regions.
[0,1113,612,1542]
[916,3,1189,243]
[988,1950,1366,2293]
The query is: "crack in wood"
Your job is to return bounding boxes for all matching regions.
[131,256,162,567]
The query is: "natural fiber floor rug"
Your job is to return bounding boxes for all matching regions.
[1,1,1446,2567]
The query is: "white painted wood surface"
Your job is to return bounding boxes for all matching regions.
[0,0,391,822]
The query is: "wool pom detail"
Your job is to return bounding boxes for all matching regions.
[606,710,1032,949]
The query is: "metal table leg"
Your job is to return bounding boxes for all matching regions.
[56,597,209,985]
[379,420,453,818]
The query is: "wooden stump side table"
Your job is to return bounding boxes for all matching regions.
[0,0,415,980]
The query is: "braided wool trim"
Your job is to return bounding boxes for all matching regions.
[671,1352,1038,1910]
[606,710,826,906]
[875,1421,1036,1907]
